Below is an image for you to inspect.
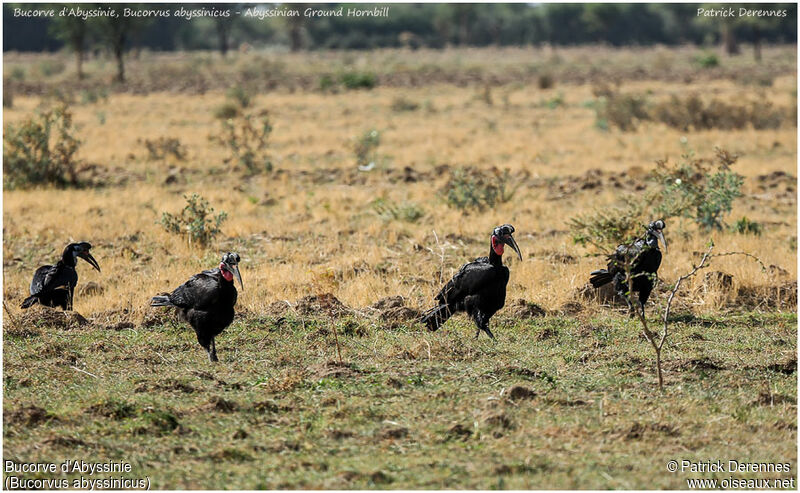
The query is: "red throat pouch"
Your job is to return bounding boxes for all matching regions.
[220,263,234,282]
[491,236,505,256]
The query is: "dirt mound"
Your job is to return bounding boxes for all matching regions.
[264,300,292,317]
[295,293,353,317]
[507,385,537,401]
[15,305,88,331]
[506,299,546,318]
[369,296,421,327]
[202,397,239,413]
[4,405,58,427]
[767,357,797,375]
[735,282,797,310]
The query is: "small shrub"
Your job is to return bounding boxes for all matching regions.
[732,216,763,236]
[596,93,648,131]
[3,104,81,189]
[694,52,719,68]
[390,96,419,112]
[353,129,381,169]
[441,167,519,212]
[537,73,554,89]
[144,137,187,161]
[226,85,252,109]
[339,71,376,90]
[569,196,646,249]
[10,66,25,81]
[652,148,743,231]
[38,59,66,77]
[371,198,424,223]
[213,111,273,175]
[80,87,109,105]
[159,194,228,247]
[319,74,335,92]
[214,102,240,120]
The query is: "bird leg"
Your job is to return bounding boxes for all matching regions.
[482,324,496,340]
[208,339,219,363]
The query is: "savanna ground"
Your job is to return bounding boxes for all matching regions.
[3,45,798,489]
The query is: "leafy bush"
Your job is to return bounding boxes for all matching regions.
[159,194,228,247]
[339,71,376,90]
[318,75,336,92]
[353,129,381,169]
[371,198,424,223]
[441,167,519,212]
[652,148,743,231]
[569,196,646,250]
[144,137,186,161]
[213,111,273,175]
[3,104,81,189]
[693,52,719,68]
[732,216,763,236]
[226,85,252,109]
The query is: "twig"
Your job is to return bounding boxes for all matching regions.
[70,366,99,379]
[3,301,21,333]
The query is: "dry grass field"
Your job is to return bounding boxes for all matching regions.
[3,46,797,489]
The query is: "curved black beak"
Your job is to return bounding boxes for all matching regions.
[502,235,523,261]
[79,251,101,272]
[227,263,244,291]
[654,229,667,254]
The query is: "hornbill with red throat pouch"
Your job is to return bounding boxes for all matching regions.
[151,252,243,362]
[422,224,522,340]
[21,242,101,310]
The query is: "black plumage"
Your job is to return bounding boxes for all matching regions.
[422,224,522,339]
[589,220,667,317]
[20,242,101,310]
[151,252,243,362]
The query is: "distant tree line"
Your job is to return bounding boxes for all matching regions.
[4,3,796,76]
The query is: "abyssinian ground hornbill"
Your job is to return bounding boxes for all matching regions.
[422,224,522,339]
[21,242,101,310]
[151,253,243,362]
[589,220,666,317]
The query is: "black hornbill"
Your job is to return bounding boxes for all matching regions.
[589,220,667,317]
[422,224,522,340]
[151,252,243,362]
[20,242,101,310]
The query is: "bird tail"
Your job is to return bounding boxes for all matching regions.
[589,269,614,288]
[20,296,39,309]
[421,304,452,332]
[150,295,174,307]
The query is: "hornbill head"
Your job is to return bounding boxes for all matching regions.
[219,252,243,290]
[647,219,667,253]
[66,242,101,272]
[491,224,522,260]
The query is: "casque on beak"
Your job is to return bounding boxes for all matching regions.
[502,235,523,261]
[227,262,244,291]
[654,229,667,254]
[79,251,101,272]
